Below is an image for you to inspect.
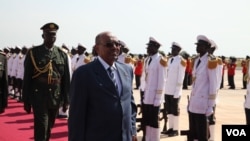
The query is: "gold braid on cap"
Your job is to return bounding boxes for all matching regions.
[30,50,53,84]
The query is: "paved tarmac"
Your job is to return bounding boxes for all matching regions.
[133,69,246,141]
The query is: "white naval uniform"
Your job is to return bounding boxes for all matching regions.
[74,54,86,71]
[7,53,15,95]
[165,55,186,98]
[164,55,186,132]
[71,54,78,72]
[143,53,166,141]
[7,54,15,77]
[244,59,250,109]
[10,54,19,78]
[143,53,166,106]
[215,57,223,103]
[117,53,126,64]
[16,55,26,80]
[189,53,217,115]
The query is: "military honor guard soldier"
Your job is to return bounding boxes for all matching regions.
[187,35,218,141]
[141,37,167,141]
[22,22,71,141]
[207,39,223,141]
[73,43,89,71]
[244,57,250,125]
[162,42,186,137]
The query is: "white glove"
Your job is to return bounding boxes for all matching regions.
[153,99,161,107]
[206,107,213,116]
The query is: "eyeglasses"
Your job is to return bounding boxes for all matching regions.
[102,42,121,48]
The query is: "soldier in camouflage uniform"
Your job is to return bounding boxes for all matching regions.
[0,50,8,114]
[22,22,70,141]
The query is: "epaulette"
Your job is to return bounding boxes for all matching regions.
[208,54,217,69]
[84,57,91,64]
[132,58,136,64]
[160,56,168,67]
[217,57,222,65]
[180,56,187,67]
[125,56,132,64]
[190,55,199,69]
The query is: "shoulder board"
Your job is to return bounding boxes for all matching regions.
[208,54,217,69]
[84,57,91,64]
[190,55,199,69]
[180,57,187,67]
[217,57,222,65]
[160,56,168,67]
[125,56,132,64]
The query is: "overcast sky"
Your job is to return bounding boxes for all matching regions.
[1,0,250,58]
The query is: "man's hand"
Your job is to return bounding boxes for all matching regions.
[24,103,31,114]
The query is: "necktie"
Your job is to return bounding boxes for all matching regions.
[196,59,201,68]
[148,57,152,65]
[107,67,118,92]
[170,58,174,64]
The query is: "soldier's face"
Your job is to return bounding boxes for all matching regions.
[146,45,158,56]
[43,31,57,45]
[171,47,181,56]
[196,44,207,54]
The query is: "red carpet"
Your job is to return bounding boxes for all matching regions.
[0,98,68,141]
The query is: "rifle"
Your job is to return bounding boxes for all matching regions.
[159,103,168,132]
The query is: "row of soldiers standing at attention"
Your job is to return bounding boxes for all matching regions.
[136,35,226,141]
[0,22,250,141]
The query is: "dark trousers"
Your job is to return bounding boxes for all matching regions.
[183,72,189,89]
[243,73,247,89]
[220,75,224,89]
[164,95,180,116]
[143,104,160,128]
[135,75,141,89]
[245,108,250,125]
[15,78,23,100]
[228,75,235,88]
[33,104,58,141]
[188,112,209,141]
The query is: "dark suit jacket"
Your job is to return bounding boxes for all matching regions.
[68,59,137,141]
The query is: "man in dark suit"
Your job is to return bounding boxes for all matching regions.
[68,31,137,141]
[0,51,8,114]
[22,22,70,141]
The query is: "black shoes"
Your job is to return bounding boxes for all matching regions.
[168,130,179,137]
[161,128,173,134]
[161,128,179,137]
